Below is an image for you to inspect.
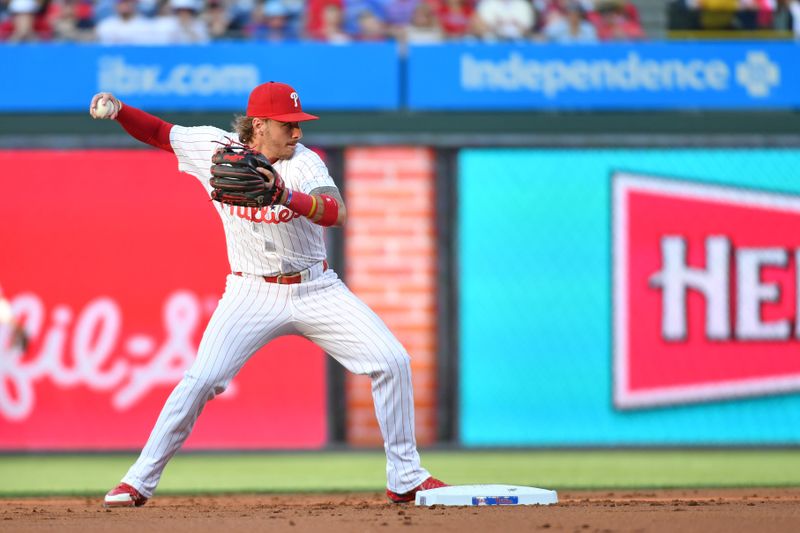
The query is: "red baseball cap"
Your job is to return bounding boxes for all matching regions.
[246,82,319,122]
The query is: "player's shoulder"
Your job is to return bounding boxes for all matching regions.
[291,142,313,158]
[171,125,238,147]
[290,143,325,166]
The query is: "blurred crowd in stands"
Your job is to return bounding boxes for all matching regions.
[669,1,799,34]
[1,0,797,43]
[0,0,648,43]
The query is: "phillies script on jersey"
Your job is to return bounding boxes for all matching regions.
[227,204,303,224]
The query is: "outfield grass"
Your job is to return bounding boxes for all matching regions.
[1,450,799,497]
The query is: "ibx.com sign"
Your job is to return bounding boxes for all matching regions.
[98,56,259,97]
[613,172,800,408]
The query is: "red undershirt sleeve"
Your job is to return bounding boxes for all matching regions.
[116,105,174,153]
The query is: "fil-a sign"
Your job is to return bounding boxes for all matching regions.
[613,172,800,408]
[0,150,327,450]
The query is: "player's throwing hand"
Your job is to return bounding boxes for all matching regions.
[89,93,122,120]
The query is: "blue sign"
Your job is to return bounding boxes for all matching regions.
[0,43,400,112]
[408,43,800,110]
[472,496,519,506]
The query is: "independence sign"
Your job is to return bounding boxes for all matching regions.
[407,43,800,110]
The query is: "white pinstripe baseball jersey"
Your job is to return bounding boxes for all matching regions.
[114,123,431,504]
[171,125,333,275]
[100,83,438,508]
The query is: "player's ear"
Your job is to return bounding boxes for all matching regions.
[253,117,271,136]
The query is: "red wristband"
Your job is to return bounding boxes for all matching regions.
[284,189,314,217]
[283,190,339,226]
[318,195,339,227]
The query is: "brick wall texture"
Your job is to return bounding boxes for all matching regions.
[344,146,438,447]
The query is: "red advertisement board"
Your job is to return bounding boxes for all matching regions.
[613,172,800,408]
[0,150,326,450]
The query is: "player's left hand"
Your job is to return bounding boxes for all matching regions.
[209,144,285,208]
[256,166,287,203]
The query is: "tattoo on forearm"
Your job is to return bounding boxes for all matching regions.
[309,186,342,203]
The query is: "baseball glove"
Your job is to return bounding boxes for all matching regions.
[209,144,284,208]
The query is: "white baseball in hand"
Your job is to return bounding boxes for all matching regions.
[94,99,116,119]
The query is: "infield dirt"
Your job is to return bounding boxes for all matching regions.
[2,488,800,532]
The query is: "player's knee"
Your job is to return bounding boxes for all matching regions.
[380,345,411,374]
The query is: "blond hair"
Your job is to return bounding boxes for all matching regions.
[232,114,255,144]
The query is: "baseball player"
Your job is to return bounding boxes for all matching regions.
[90,81,446,507]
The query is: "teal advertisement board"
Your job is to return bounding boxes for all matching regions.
[458,149,800,446]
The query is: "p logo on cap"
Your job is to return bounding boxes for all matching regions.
[246,82,319,122]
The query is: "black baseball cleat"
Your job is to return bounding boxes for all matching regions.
[104,482,148,508]
[386,477,448,504]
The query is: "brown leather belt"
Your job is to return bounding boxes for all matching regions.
[234,260,328,285]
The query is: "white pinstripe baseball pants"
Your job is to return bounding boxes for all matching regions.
[122,270,430,497]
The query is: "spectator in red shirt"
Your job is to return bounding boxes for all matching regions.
[0,0,53,41]
[589,0,644,41]
[307,1,350,41]
[305,0,343,38]
[436,0,476,39]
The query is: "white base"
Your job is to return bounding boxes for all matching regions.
[414,484,558,506]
